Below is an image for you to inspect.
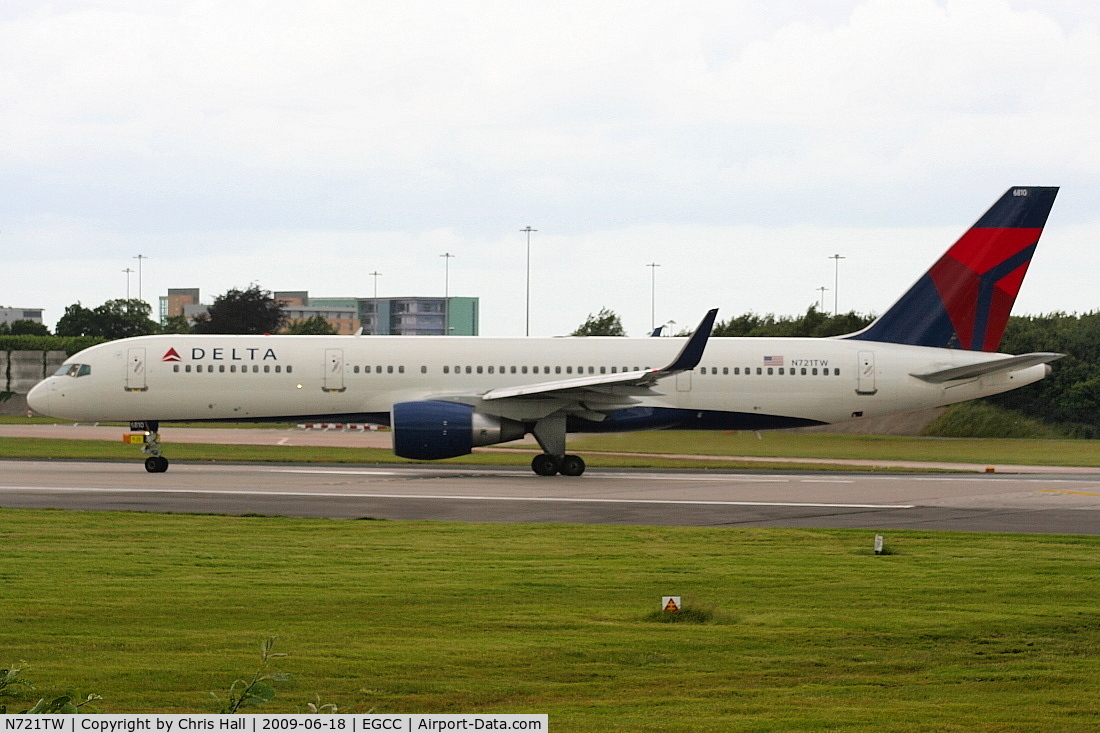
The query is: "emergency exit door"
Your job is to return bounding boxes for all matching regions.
[856,351,877,395]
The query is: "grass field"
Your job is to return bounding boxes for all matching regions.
[3,427,1100,469]
[3,509,1100,729]
[567,430,1100,467]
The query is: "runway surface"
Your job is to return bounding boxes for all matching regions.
[3,459,1100,534]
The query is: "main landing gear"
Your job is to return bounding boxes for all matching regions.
[126,421,169,473]
[529,414,586,476]
[531,453,586,477]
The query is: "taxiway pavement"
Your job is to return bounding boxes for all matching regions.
[2,459,1099,534]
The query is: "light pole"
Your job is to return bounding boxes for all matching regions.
[440,253,454,335]
[369,271,381,334]
[133,254,148,304]
[123,268,134,301]
[816,286,829,311]
[829,254,845,315]
[647,262,660,332]
[521,226,537,336]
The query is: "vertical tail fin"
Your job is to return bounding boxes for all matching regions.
[847,186,1058,351]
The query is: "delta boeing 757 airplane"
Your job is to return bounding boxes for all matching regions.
[29,186,1061,476]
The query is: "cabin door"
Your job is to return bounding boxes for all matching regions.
[125,348,148,392]
[856,351,877,395]
[323,348,346,392]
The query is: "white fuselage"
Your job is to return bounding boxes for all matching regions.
[28,333,1048,431]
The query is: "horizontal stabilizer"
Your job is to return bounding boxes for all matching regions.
[911,352,1063,384]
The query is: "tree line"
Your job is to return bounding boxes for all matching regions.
[18,285,340,341]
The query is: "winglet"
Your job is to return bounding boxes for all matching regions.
[659,308,718,373]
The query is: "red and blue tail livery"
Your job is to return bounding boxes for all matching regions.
[848,186,1058,351]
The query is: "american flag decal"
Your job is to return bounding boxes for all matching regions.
[763,355,784,366]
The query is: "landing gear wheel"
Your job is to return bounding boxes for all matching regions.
[144,456,169,473]
[531,454,561,476]
[559,454,586,477]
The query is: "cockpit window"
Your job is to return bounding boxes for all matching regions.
[54,364,91,377]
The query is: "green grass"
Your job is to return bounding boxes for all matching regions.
[564,430,1100,466]
[0,436,923,472]
[922,402,1067,439]
[2,509,1100,729]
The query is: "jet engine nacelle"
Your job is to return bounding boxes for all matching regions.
[391,401,527,460]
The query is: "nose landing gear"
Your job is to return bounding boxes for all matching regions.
[126,421,169,473]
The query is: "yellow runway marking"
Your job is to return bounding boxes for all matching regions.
[1041,489,1100,497]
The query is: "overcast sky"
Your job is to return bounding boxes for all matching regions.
[3,0,1099,336]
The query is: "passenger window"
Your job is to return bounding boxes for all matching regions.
[477,366,483,374]
[173,365,180,373]
[219,365,226,373]
[421,366,427,374]
[389,365,395,374]
[555,366,561,374]
[522,366,528,374]
[264,365,271,373]
[812,368,818,375]
[253,365,259,373]
[399,366,405,374]
[275,365,282,373]
[287,365,293,374]
[353,365,360,373]
[444,366,450,374]
[185,365,192,373]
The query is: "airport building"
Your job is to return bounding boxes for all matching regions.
[159,289,478,336]
[0,307,45,327]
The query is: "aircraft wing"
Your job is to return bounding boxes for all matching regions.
[911,352,1064,384]
[481,309,717,401]
[433,309,718,422]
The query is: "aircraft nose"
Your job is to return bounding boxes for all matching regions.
[27,379,51,416]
